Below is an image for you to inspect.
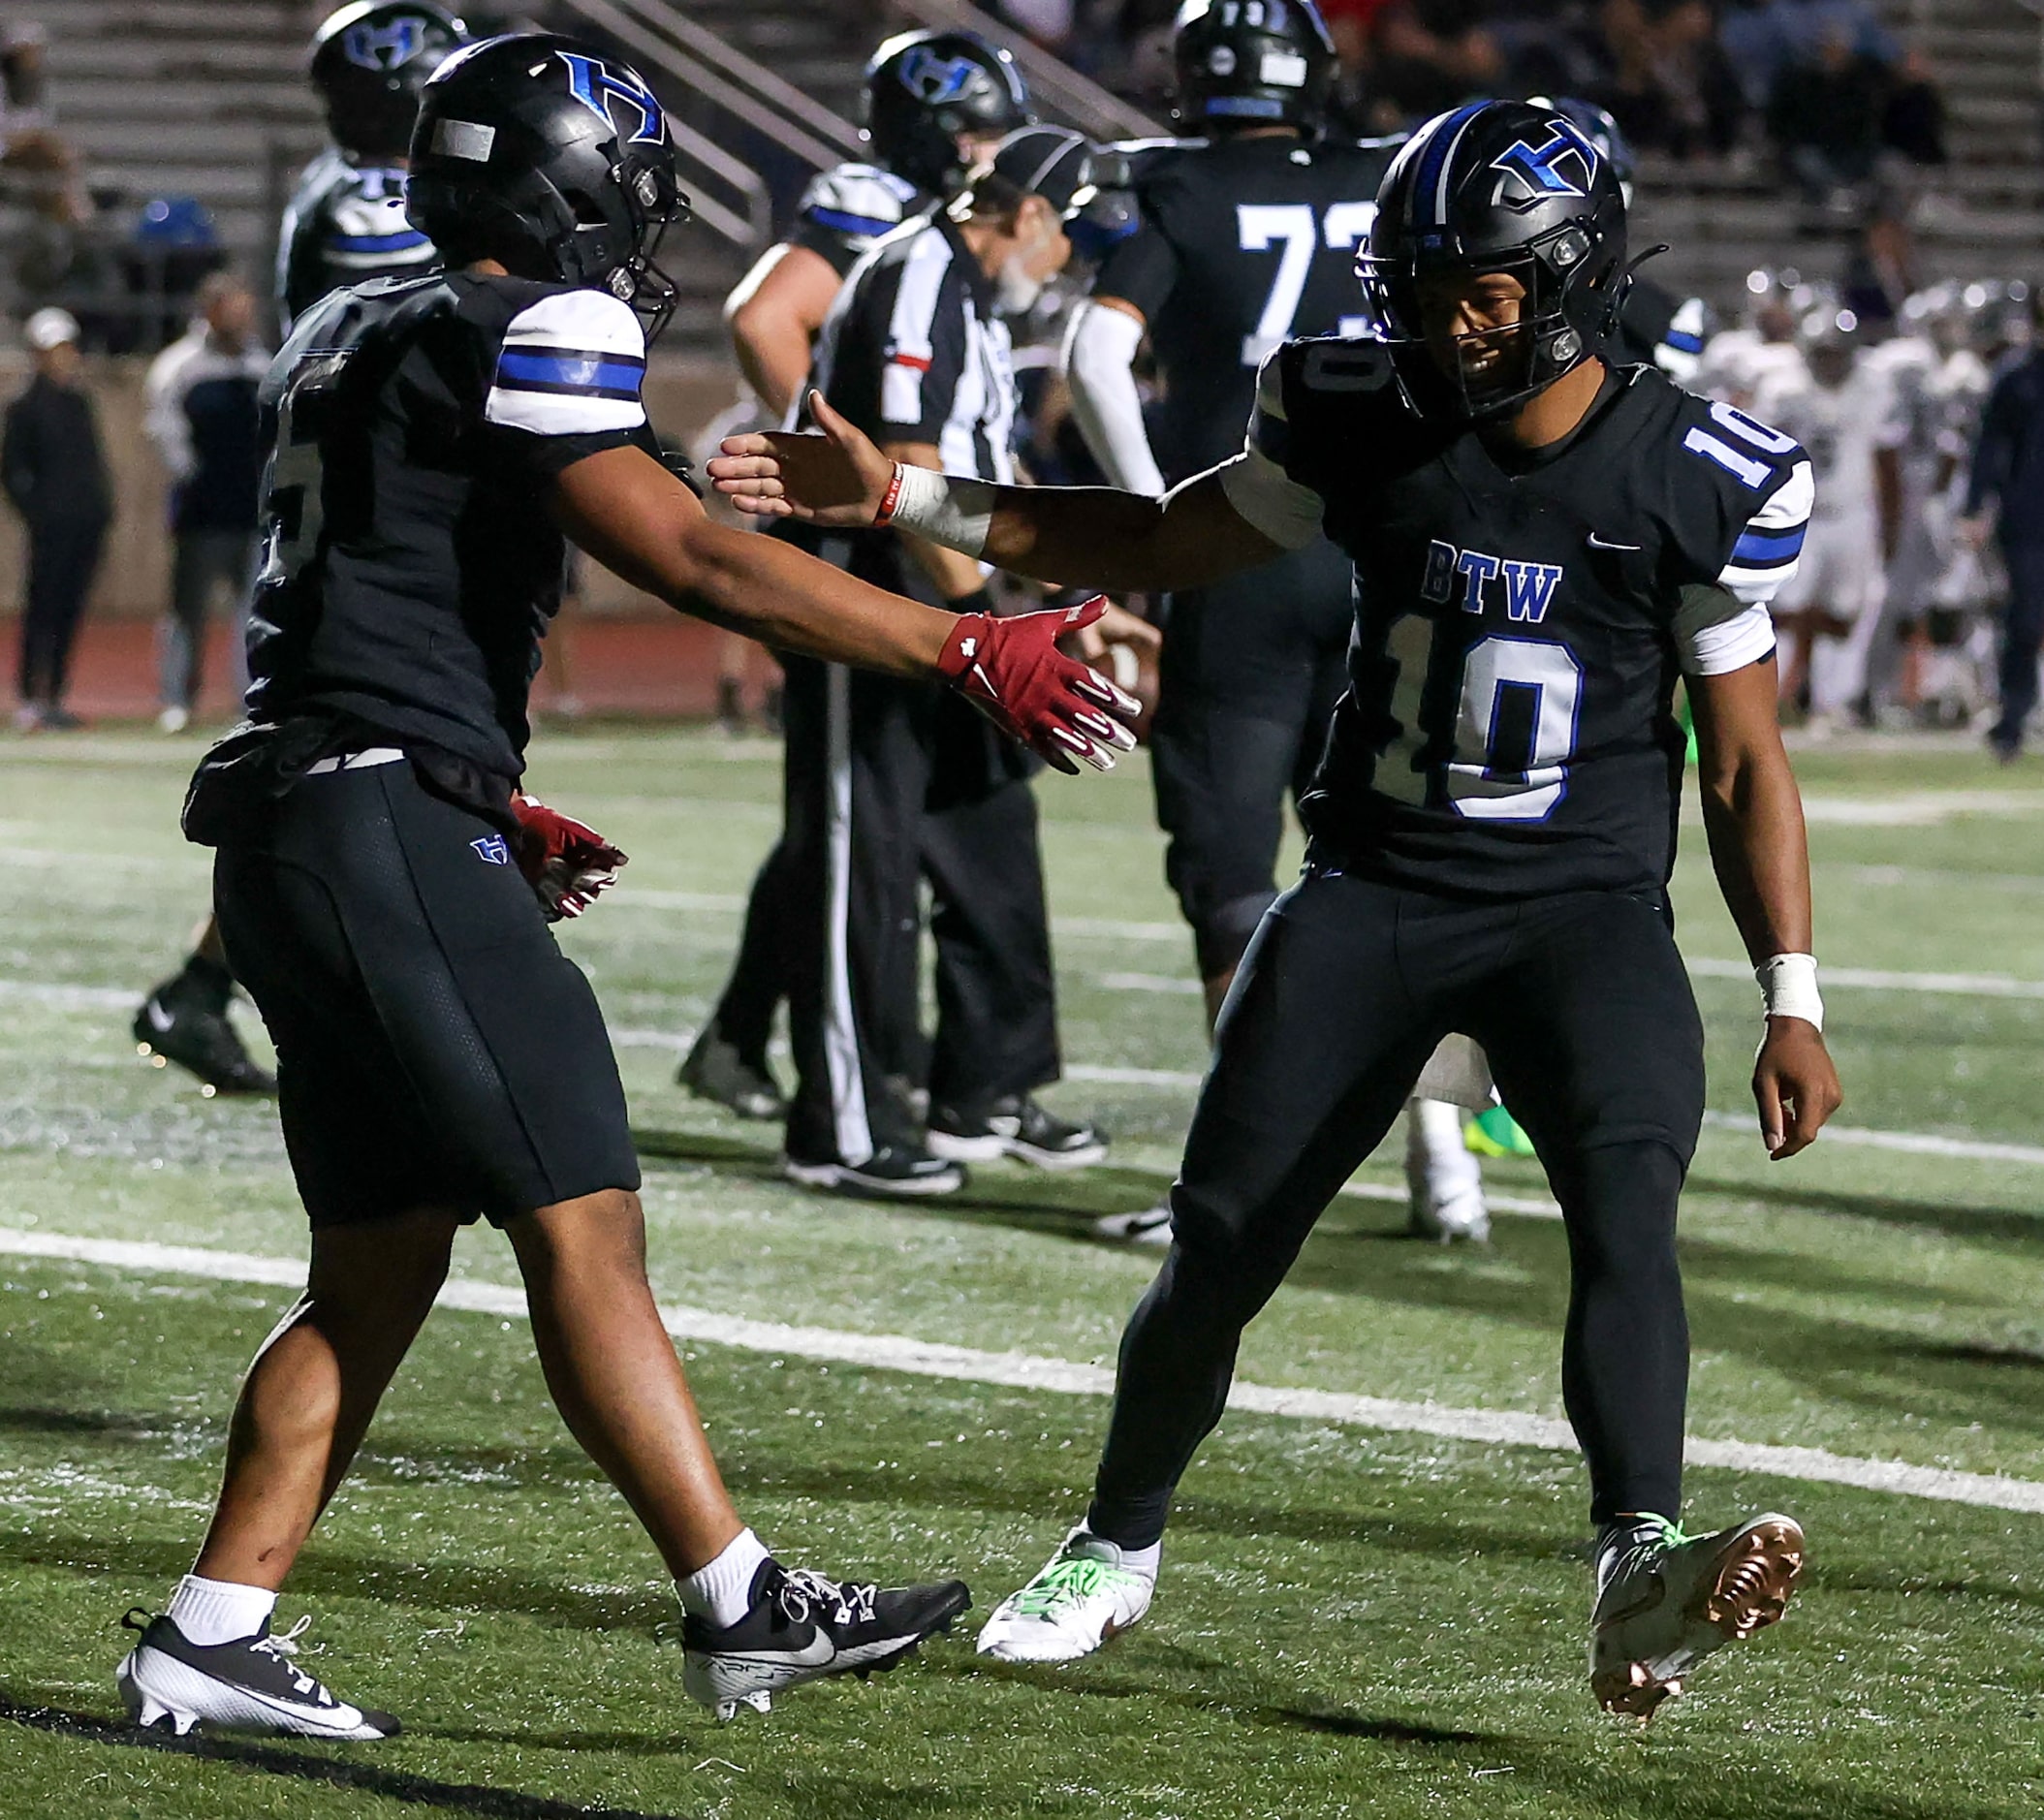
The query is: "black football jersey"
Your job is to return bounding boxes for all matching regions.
[1217,340,1814,898]
[276,149,439,333]
[1091,133,1401,483]
[236,273,659,780]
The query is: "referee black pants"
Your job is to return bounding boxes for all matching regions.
[1086,871,1705,1544]
[1150,537,1354,980]
[779,651,1059,1165]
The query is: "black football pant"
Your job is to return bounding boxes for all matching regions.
[779,651,1059,1165]
[16,515,104,707]
[1086,872,1704,1545]
[1150,538,1353,980]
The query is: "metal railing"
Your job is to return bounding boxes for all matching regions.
[551,0,874,251]
[885,0,1168,143]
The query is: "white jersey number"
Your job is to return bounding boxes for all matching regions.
[1376,617,1586,822]
[257,350,352,592]
[1235,200,1377,366]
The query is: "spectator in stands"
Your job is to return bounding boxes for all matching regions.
[1337,0,1504,125]
[4,306,108,731]
[1965,304,2044,762]
[1719,0,1944,200]
[1600,0,1741,156]
[0,21,85,225]
[142,272,269,734]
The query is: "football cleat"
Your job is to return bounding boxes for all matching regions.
[1408,1180,1491,1244]
[676,1022,785,1120]
[782,1144,965,1199]
[1589,1512,1804,1720]
[927,1096,1109,1170]
[1465,1105,1537,1158]
[116,1610,398,1740]
[132,978,275,1097]
[975,1529,1154,1664]
[681,1561,970,1721]
[1092,1201,1173,1245]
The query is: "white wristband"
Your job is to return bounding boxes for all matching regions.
[1757,953,1823,1031]
[881,462,994,559]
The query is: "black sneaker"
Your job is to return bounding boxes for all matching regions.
[677,1023,785,1120]
[927,1096,1109,1171]
[133,977,275,1097]
[782,1144,965,1199]
[115,1609,398,1739]
[682,1561,970,1720]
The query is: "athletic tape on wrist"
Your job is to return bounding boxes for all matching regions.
[1757,952,1823,1031]
[880,462,994,558]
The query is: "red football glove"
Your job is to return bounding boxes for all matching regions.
[509,792,628,922]
[937,597,1141,774]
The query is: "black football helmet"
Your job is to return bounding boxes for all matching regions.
[1358,100,1628,420]
[865,30,1033,197]
[405,34,690,340]
[1172,0,1335,133]
[310,1,469,162]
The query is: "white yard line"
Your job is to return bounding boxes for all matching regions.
[1105,960,2044,1004]
[2,1224,2039,1516]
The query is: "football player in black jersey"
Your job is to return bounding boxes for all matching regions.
[1066,0,1494,1244]
[113,36,1136,1742]
[678,27,1033,1122]
[711,99,1842,1716]
[130,1,472,1100]
[280,2,470,331]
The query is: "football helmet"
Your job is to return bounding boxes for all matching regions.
[865,30,1033,198]
[405,34,690,340]
[310,1,469,162]
[1358,100,1628,419]
[1171,0,1336,133]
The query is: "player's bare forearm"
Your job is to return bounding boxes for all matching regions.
[706,392,1282,593]
[550,445,951,678]
[1690,657,1813,962]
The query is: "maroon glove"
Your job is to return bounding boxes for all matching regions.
[509,792,628,922]
[937,596,1140,774]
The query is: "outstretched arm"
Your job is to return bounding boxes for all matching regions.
[707,389,1292,595]
[1689,656,1843,1158]
[549,444,1136,772]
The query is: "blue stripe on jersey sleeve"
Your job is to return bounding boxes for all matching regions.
[803,205,896,237]
[1732,522,1808,566]
[1664,329,1706,353]
[328,229,432,254]
[495,347,645,399]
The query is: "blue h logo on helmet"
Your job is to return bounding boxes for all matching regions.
[558,51,665,144]
[342,16,426,71]
[897,45,980,104]
[1490,124,1599,206]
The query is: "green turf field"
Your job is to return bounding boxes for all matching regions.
[5,725,2044,1819]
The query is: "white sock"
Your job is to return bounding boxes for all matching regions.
[679,1527,772,1630]
[1081,1528,1161,1583]
[167,1573,277,1647]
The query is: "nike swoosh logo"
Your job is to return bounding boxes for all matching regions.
[706,1635,838,1673]
[145,999,175,1033]
[1587,534,1643,551]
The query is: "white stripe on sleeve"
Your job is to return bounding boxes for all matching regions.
[879,230,954,429]
[484,289,647,436]
[1718,457,1814,606]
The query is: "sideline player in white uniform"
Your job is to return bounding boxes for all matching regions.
[1759,312,1902,730]
[1696,270,1808,416]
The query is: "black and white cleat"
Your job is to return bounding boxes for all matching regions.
[116,1609,398,1740]
[681,1562,969,1722]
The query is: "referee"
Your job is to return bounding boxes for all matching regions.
[780,126,1131,1198]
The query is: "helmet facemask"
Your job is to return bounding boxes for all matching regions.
[1358,217,1623,421]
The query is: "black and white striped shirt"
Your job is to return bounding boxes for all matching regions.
[808,211,1017,486]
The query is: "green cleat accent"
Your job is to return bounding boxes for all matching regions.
[1465,1105,1536,1158]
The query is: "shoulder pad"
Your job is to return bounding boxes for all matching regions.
[800,162,919,225]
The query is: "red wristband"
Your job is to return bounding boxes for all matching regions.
[875,462,906,526]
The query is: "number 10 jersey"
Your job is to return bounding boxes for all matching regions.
[1218,338,1813,899]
